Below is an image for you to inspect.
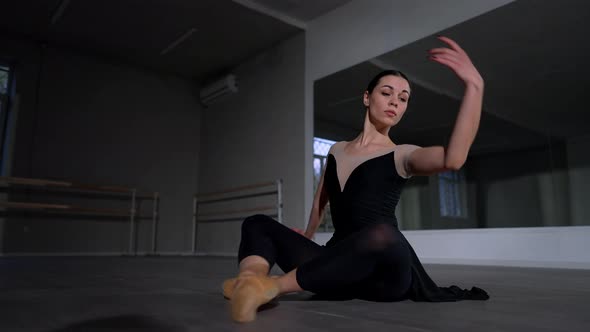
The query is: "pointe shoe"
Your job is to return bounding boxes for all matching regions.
[230,275,279,323]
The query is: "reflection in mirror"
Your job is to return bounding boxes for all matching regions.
[313,0,590,231]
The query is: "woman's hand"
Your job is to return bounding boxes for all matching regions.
[406,36,484,174]
[428,36,484,89]
[292,227,314,240]
[292,228,305,236]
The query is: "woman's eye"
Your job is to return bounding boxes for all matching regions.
[400,98,407,102]
[382,92,391,96]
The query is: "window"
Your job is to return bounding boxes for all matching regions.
[313,137,336,231]
[438,169,468,218]
[0,64,13,175]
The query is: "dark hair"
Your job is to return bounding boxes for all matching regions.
[366,69,411,94]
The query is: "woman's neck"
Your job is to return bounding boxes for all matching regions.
[355,112,394,148]
[354,131,394,148]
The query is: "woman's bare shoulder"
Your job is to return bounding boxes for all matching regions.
[393,144,422,178]
[395,143,421,150]
[329,141,348,154]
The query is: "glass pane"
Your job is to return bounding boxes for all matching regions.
[314,137,336,157]
[312,137,337,231]
[0,69,8,94]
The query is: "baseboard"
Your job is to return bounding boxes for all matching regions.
[0,252,131,257]
[0,251,238,257]
[148,251,237,257]
[1,252,588,269]
[420,257,590,270]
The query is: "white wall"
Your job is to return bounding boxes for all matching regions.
[313,226,590,269]
[568,134,590,226]
[303,0,590,269]
[1,37,203,254]
[195,33,305,255]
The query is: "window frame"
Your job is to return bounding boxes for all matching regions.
[438,169,469,219]
[0,63,15,175]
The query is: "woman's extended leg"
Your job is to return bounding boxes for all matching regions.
[230,219,412,322]
[237,223,411,301]
[275,223,412,301]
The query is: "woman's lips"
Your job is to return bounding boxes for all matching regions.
[385,110,397,117]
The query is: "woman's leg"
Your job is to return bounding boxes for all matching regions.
[230,218,412,321]
[236,255,271,277]
[255,223,411,300]
[228,214,324,322]
[225,214,324,297]
[237,214,324,273]
[352,244,413,302]
[291,223,411,300]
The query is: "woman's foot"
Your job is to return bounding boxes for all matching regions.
[230,275,279,322]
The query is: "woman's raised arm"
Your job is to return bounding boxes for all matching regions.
[407,36,484,176]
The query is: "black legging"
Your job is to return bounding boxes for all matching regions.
[237,214,412,301]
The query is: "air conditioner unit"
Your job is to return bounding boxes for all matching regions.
[199,74,238,106]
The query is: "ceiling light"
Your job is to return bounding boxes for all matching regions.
[160,28,197,56]
[51,0,71,25]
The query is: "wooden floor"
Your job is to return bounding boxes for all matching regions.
[1,256,589,331]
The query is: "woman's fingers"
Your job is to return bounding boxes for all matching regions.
[429,55,460,71]
[428,47,458,56]
[436,35,465,54]
[291,228,304,235]
[429,50,461,66]
[428,46,469,64]
[428,35,482,86]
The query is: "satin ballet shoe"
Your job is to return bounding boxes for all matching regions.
[230,275,279,323]
[222,277,237,299]
[222,275,279,300]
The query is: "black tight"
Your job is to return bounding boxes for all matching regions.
[237,214,412,302]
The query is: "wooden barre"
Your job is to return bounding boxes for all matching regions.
[0,201,70,210]
[195,181,277,199]
[192,179,282,253]
[197,214,278,223]
[197,190,277,205]
[0,174,161,255]
[0,176,155,197]
[0,187,156,200]
[196,205,276,218]
[0,176,70,187]
[0,201,133,217]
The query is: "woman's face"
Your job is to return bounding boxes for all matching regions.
[363,75,411,128]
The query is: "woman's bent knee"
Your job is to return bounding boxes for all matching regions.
[365,223,400,251]
[242,214,276,232]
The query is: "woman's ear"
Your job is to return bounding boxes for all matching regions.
[363,91,370,107]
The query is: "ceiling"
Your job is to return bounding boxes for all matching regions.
[1,0,587,157]
[0,0,350,82]
[315,0,590,157]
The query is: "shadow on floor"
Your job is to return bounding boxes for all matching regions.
[278,292,355,301]
[47,314,185,332]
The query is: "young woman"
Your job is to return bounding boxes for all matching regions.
[223,36,488,323]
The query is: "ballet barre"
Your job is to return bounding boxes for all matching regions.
[0,176,159,255]
[192,179,283,253]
